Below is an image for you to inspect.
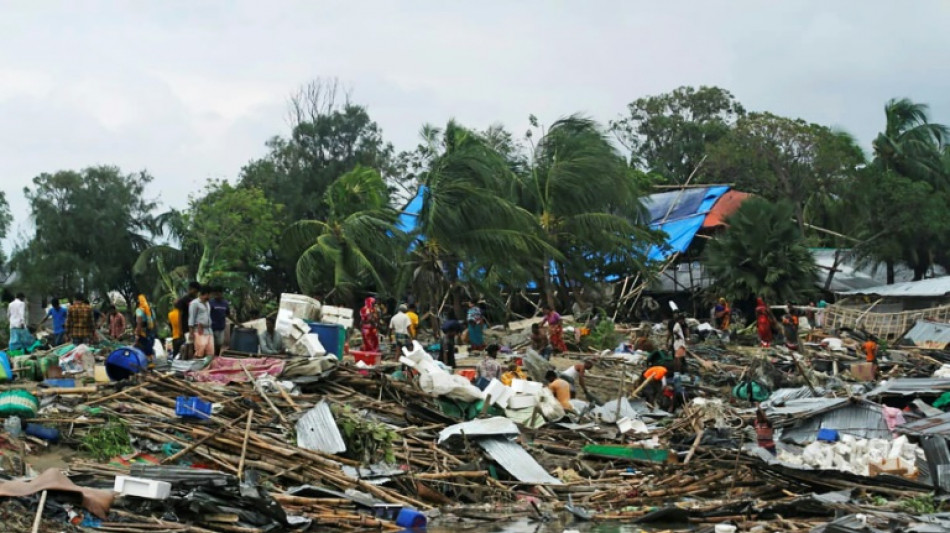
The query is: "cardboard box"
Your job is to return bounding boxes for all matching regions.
[850,362,876,382]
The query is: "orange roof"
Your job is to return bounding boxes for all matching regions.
[703,190,752,228]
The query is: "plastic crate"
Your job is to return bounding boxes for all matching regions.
[175,396,212,420]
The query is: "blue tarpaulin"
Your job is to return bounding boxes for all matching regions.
[644,186,731,261]
[396,186,426,234]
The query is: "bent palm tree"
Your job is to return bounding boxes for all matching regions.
[283,165,400,299]
[873,98,949,185]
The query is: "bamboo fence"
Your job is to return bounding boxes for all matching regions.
[824,302,950,339]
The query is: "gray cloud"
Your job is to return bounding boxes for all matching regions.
[1,0,949,251]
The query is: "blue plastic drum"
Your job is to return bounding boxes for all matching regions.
[106,347,148,381]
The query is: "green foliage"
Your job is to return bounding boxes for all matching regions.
[80,418,134,461]
[899,493,939,514]
[331,403,398,464]
[585,316,620,351]
[611,86,745,182]
[12,166,156,304]
[282,166,399,299]
[706,198,818,303]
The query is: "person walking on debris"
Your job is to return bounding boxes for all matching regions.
[714,298,731,331]
[406,303,420,340]
[530,323,552,359]
[209,287,231,355]
[476,344,503,388]
[755,407,776,455]
[7,293,29,351]
[641,364,670,406]
[560,359,594,399]
[755,297,774,347]
[439,314,464,368]
[545,370,575,412]
[466,300,486,351]
[542,305,568,353]
[360,297,380,353]
[782,303,800,349]
[672,314,688,372]
[189,286,214,358]
[107,305,127,340]
[66,293,95,346]
[258,315,284,355]
[168,305,183,358]
[40,297,67,346]
[389,304,412,356]
[134,294,156,364]
[864,336,879,377]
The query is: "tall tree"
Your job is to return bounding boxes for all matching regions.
[239,79,394,224]
[520,115,660,308]
[12,167,156,305]
[282,166,400,301]
[705,112,865,236]
[872,98,949,184]
[611,86,745,182]
[706,198,817,303]
[0,191,11,268]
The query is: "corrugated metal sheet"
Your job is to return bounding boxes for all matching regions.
[478,438,562,485]
[779,402,891,445]
[764,397,849,420]
[296,401,347,454]
[842,276,950,298]
[904,320,950,349]
[921,435,950,493]
[867,378,950,398]
[898,411,950,437]
[438,417,519,445]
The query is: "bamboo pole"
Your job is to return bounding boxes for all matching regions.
[237,409,254,480]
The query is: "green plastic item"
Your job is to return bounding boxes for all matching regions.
[0,390,40,418]
[934,391,950,410]
[732,380,770,402]
[582,444,670,463]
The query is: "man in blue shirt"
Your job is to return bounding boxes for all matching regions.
[40,298,68,346]
[209,286,231,355]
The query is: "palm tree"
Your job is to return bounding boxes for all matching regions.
[872,98,949,184]
[283,165,400,300]
[518,116,659,308]
[706,198,817,303]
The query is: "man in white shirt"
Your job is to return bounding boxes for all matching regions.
[389,304,412,356]
[8,293,28,351]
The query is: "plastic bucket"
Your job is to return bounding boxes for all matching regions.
[395,508,427,528]
[307,322,345,359]
[105,347,148,381]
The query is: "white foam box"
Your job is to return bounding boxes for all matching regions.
[483,379,513,408]
[320,305,354,329]
[511,379,543,396]
[507,394,538,410]
[288,318,312,341]
[114,476,171,500]
[279,293,322,321]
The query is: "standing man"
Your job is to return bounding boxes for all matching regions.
[7,293,28,351]
[66,293,95,346]
[40,298,68,346]
[189,286,214,358]
[175,282,201,343]
[209,286,231,355]
[389,304,412,357]
[406,303,420,340]
[108,305,127,340]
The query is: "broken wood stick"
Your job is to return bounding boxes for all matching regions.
[161,413,246,465]
[31,490,47,533]
[237,409,254,480]
[629,377,653,399]
[240,364,288,424]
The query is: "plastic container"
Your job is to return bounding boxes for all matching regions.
[307,322,345,359]
[105,347,148,381]
[43,378,75,388]
[0,351,12,382]
[817,428,840,442]
[395,508,427,528]
[25,424,60,443]
[175,396,212,420]
[4,416,22,437]
[230,328,260,354]
[351,350,380,366]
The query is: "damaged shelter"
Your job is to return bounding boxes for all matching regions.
[823,276,950,341]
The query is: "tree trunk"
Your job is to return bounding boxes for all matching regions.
[542,259,556,311]
[823,249,843,292]
[886,261,895,285]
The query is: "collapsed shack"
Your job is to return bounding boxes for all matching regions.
[10,308,950,531]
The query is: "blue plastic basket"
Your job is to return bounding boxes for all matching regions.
[176,396,212,420]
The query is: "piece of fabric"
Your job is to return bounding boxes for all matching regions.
[390,311,411,335]
[188,299,211,329]
[7,299,25,328]
[187,356,285,384]
[477,357,502,381]
[193,331,214,357]
[406,311,419,337]
[549,379,572,410]
[259,330,284,355]
[0,468,115,518]
[47,306,67,334]
[66,302,95,340]
[209,298,230,331]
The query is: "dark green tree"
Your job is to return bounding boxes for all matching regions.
[611,86,745,182]
[0,191,11,268]
[706,198,817,303]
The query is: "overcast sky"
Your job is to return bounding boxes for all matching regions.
[2,1,949,251]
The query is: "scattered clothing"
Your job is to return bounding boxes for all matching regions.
[187,356,285,385]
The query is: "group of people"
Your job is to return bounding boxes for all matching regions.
[6,293,127,352]
[166,283,231,360]
[753,299,825,349]
[359,297,421,356]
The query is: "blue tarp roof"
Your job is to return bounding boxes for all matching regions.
[396,186,426,234]
[644,186,730,261]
